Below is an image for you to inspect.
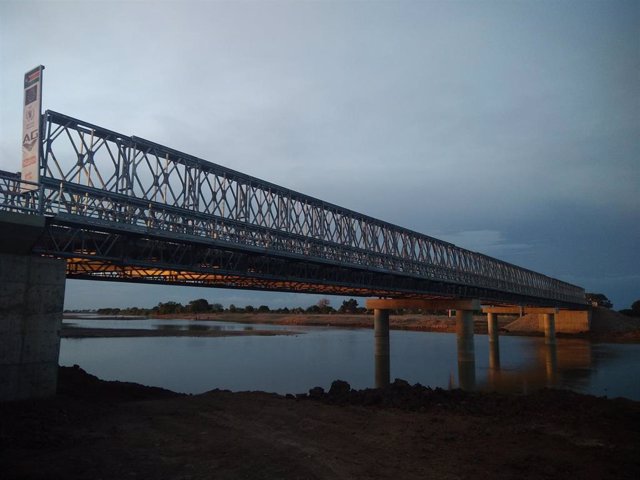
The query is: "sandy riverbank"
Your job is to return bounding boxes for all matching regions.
[2,366,639,479]
[60,326,301,338]
[144,311,640,342]
[150,312,502,332]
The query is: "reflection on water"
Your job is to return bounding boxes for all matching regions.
[60,318,640,400]
[456,315,476,391]
[479,340,595,394]
[63,318,290,332]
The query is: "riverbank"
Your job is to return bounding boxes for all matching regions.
[2,366,639,479]
[145,310,640,342]
[60,326,300,338]
[150,312,504,332]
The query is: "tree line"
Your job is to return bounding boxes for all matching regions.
[93,298,366,316]
[77,295,640,318]
[586,293,640,317]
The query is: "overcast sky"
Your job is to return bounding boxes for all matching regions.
[1,0,638,310]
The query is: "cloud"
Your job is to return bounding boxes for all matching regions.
[437,230,533,256]
[2,1,638,310]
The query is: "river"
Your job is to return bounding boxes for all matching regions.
[59,317,640,400]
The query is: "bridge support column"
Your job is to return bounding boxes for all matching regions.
[0,253,66,401]
[486,311,500,375]
[542,313,556,345]
[367,298,480,390]
[374,309,390,388]
[456,309,476,390]
[487,312,498,344]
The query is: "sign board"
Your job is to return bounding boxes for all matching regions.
[21,65,44,191]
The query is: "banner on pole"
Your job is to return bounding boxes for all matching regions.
[21,65,44,191]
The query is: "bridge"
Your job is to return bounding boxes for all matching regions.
[3,110,585,305]
[1,77,587,400]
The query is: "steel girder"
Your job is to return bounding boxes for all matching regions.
[0,110,587,307]
[34,220,570,306]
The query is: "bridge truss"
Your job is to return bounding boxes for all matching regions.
[0,110,586,307]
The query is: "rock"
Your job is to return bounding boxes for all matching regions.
[308,386,325,399]
[392,378,410,388]
[328,380,351,397]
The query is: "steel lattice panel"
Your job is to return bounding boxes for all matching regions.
[0,110,587,307]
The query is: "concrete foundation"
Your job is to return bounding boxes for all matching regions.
[539,310,591,333]
[0,253,66,401]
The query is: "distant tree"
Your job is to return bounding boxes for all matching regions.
[229,304,237,313]
[210,303,224,313]
[316,298,334,313]
[586,293,613,309]
[257,305,270,313]
[339,298,359,314]
[621,300,640,318]
[156,301,183,315]
[188,298,210,313]
[317,298,331,313]
[244,305,255,313]
[306,305,321,314]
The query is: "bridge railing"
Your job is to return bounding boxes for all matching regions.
[3,110,586,305]
[0,172,41,215]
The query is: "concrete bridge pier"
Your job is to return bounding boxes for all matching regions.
[373,309,390,388]
[484,306,560,345]
[367,298,480,391]
[487,312,501,371]
[487,312,499,344]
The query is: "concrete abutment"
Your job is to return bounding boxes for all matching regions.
[0,253,66,401]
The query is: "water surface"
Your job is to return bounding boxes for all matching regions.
[59,318,640,400]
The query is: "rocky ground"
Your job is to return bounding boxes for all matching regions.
[2,366,639,479]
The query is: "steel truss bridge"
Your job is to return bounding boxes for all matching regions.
[0,110,585,307]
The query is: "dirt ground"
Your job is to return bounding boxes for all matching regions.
[2,366,639,480]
